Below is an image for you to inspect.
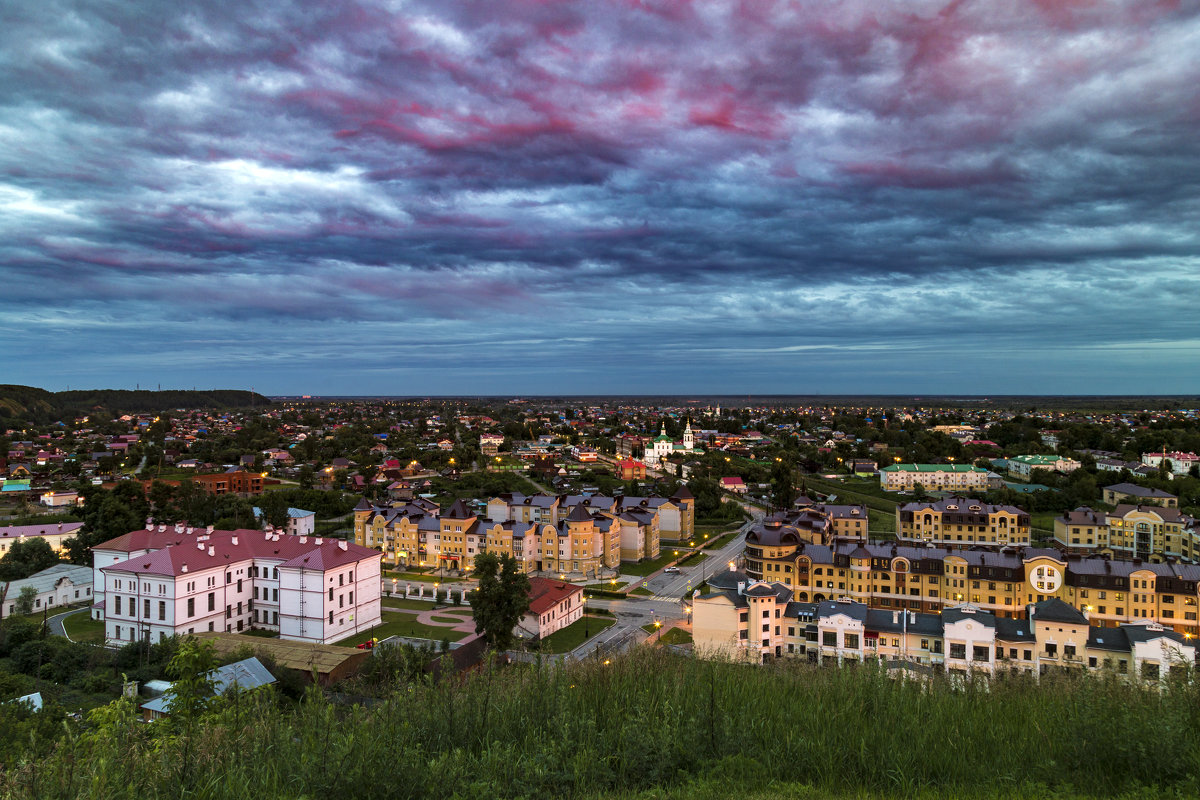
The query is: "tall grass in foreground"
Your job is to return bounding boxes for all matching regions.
[3,650,1198,799]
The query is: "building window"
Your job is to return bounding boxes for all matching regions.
[822,631,836,647]
[844,633,859,649]
[972,646,989,662]
[144,599,151,618]
[208,593,215,612]
[187,598,195,617]
[329,611,334,624]
[158,601,166,621]
[950,643,966,659]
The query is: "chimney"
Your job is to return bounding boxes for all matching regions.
[181,564,188,573]
[186,527,193,535]
[206,525,214,535]
[737,581,746,595]
[232,536,238,546]
[196,542,204,550]
[299,536,307,544]
[338,539,348,551]
[58,522,63,531]
[893,611,900,624]
[314,537,323,545]
[909,611,916,624]
[158,524,165,532]
[207,546,215,557]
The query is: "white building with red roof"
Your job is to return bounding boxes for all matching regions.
[520,577,583,640]
[92,522,381,646]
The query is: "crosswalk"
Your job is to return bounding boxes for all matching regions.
[649,594,683,603]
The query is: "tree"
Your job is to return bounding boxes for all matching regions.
[14,586,37,616]
[770,459,795,510]
[468,552,530,653]
[0,537,61,581]
[255,490,290,530]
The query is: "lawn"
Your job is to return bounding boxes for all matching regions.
[657,627,693,646]
[629,587,653,597]
[384,570,468,584]
[793,474,900,535]
[333,611,471,647]
[536,615,615,654]
[677,551,709,567]
[62,611,106,644]
[700,531,740,550]
[618,550,680,577]
[380,597,441,611]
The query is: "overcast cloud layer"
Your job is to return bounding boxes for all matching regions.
[2,0,1198,396]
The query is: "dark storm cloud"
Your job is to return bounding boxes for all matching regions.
[1,0,1198,393]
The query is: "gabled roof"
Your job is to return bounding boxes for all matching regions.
[527,577,582,615]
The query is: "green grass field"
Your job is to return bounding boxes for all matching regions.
[656,627,693,646]
[333,611,471,647]
[61,611,106,644]
[536,615,615,654]
[618,550,680,576]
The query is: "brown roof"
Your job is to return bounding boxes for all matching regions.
[527,577,581,615]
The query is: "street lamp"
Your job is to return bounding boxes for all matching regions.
[584,595,588,637]
[434,582,440,608]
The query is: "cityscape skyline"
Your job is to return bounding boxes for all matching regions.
[2,1,1198,395]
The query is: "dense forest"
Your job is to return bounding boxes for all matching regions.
[0,385,271,427]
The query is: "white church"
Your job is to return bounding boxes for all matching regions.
[645,421,704,467]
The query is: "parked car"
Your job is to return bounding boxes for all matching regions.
[663,566,681,574]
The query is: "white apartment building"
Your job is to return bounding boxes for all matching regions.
[93,523,381,646]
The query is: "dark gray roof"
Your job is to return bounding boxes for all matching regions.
[1121,622,1193,648]
[995,617,1033,642]
[1105,483,1175,499]
[817,600,868,622]
[1032,598,1089,625]
[864,608,943,636]
[707,568,751,591]
[1086,626,1130,652]
[942,605,997,628]
[564,504,594,523]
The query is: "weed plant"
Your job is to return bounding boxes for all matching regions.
[2,648,1197,799]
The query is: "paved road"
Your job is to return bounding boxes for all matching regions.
[626,515,760,605]
[46,606,88,639]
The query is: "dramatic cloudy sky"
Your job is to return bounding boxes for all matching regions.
[2,0,1198,396]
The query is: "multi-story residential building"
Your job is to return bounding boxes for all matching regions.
[1103,483,1178,508]
[879,463,991,493]
[486,490,693,543]
[1141,451,1199,477]
[91,523,382,646]
[189,469,265,496]
[355,494,643,576]
[897,497,1031,548]
[736,528,1200,638]
[1054,505,1197,561]
[1007,454,1081,478]
[479,433,504,456]
[693,579,1196,678]
[0,521,85,556]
